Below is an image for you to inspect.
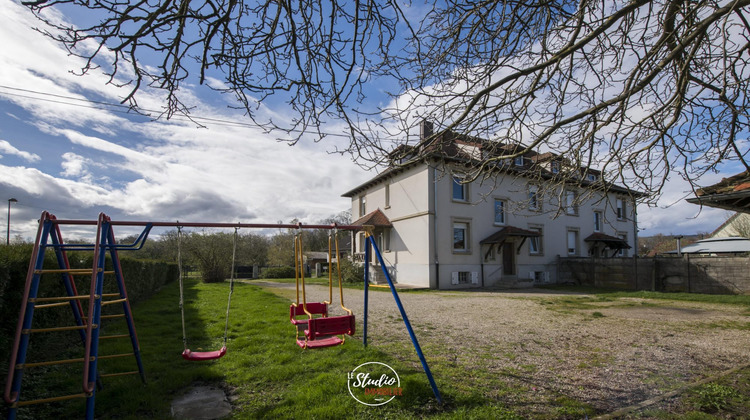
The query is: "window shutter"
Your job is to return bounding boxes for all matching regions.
[451,272,459,285]
[471,272,478,284]
[529,271,535,281]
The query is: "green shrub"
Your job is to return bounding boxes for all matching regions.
[338,258,364,283]
[262,266,296,279]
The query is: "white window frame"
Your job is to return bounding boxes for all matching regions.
[494,198,506,225]
[528,226,543,256]
[384,183,390,209]
[359,195,367,217]
[564,190,578,215]
[452,176,469,202]
[452,220,471,254]
[616,198,626,220]
[594,211,602,232]
[528,185,540,211]
[567,229,579,256]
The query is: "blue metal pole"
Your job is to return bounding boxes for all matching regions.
[363,234,370,348]
[367,236,443,404]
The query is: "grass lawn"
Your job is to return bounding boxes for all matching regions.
[7,277,518,419]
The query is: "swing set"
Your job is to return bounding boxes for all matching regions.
[4,216,442,420]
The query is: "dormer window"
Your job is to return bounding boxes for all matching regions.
[514,156,524,167]
[587,173,597,181]
[551,161,561,174]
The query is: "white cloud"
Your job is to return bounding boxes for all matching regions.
[0,139,40,162]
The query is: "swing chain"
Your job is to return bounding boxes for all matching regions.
[177,225,188,351]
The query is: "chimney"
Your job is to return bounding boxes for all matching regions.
[420,120,434,140]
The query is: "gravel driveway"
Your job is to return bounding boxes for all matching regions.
[256,281,750,416]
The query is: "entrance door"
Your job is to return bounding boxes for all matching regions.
[502,243,515,275]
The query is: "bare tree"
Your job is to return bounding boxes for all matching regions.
[23,0,750,203]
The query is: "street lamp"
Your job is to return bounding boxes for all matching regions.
[7,198,17,245]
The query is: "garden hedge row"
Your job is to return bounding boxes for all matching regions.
[0,244,177,366]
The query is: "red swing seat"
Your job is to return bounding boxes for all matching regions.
[289,302,328,325]
[182,346,227,361]
[296,314,356,349]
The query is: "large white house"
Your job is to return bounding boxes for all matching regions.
[343,121,639,289]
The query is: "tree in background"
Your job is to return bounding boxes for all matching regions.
[22,0,750,205]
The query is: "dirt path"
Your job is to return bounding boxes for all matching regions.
[255,281,750,416]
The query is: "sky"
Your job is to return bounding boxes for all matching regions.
[0,0,739,243]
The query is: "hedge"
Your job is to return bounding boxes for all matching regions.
[0,245,178,370]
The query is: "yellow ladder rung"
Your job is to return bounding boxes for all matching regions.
[34,268,112,275]
[15,393,88,407]
[98,353,134,360]
[34,301,71,309]
[102,293,121,298]
[101,298,127,306]
[100,334,130,340]
[23,324,96,334]
[99,371,139,378]
[101,314,126,320]
[30,295,99,303]
[20,357,92,368]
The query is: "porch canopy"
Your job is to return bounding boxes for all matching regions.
[480,226,540,256]
[584,232,630,257]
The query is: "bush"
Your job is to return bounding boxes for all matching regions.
[338,258,364,284]
[261,266,296,279]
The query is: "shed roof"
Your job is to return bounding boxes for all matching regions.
[584,232,631,249]
[351,209,393,228]
[667,237,750,254]
[480,226,540,244]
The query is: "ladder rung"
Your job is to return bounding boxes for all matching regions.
[34,301,71,309]
[34,268,112,275]
[97,353,134,360]
[15,392,88,407]
[102,293,121,297]
[100,334,130,340]
[30,295,99,303]
[20,356,92,368]
[101,314,126,320]
[99,371,139,378]
[23,324,96,334]
[101,298,127,306]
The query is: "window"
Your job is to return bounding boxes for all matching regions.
[616,198,626,220]
[528,226,543,255]
[514,156,524,166]
[594,211,602,232]
[587,173,598,181]
[451,271,478,285]
[376,229,391,252]
[567,229,579,255]
[384,183,390,208]
[528,185,540,210]
[551,161,561,174]
[359,195,367,217]
[618,233,628,257]
[494,199,506,225]
[452,177,468,201]
[453,222,470,253]
[564,190,578,215]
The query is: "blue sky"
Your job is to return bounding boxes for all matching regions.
[0,0,738,241]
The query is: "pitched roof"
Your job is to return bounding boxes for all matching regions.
[351,209,392,228]
[342,120,641,198]
[687,171,750,213]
